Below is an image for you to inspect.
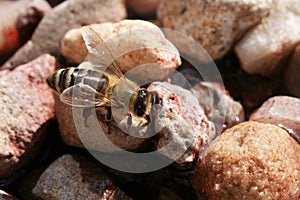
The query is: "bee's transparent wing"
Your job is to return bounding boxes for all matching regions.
[60,83,111,108]
[81,26,124,78]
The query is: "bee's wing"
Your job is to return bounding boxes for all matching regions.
[81,26,124,78]
[60,83,111,108]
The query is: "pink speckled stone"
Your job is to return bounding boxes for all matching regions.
[0,54,56,179]
[250,96,300,142]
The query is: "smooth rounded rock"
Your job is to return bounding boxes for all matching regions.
[235,0,300,77]
[61,20,181,82]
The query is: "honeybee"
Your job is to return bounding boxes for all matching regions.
[47,26,156,128]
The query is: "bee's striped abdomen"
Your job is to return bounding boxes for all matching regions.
[47,67,108,96]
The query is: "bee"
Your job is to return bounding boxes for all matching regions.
[47,26,156,128]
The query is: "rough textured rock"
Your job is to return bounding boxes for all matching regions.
[61,20,181,82]
[148,82,210,169]
[157,0,271,61]
[126,0,161,18]
[0,54,55,179]
[1,0,127,70]
[191,82,245,135]
[285,44,300,97]
[192,121,300,200]
[0,0,51,56]
[235,0,300,76]
[32,154,131,200]
[250,96,300,143]
[0,190,18,200]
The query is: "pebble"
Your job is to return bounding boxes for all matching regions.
[0,54,55,179]
[157,0,271,61]
[192,121,300,200]
[235,0,300,76]
[0,0,51,56]
[250,96,300,142]
[285,44,300,97]
[147,82,210,169]
[32,154,131,199]
[1,0,127,70]
[191,82,245,135]
[61,20,181,82]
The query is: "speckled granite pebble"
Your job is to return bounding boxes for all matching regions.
[157,0,271,61]
[32,154,131,200]
[192,121,300,200]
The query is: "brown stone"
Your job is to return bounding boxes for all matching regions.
[192,121,300,200]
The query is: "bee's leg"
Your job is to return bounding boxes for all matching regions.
[127,113,132,127]
[82,107,93,127]
[105,107,112,126]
